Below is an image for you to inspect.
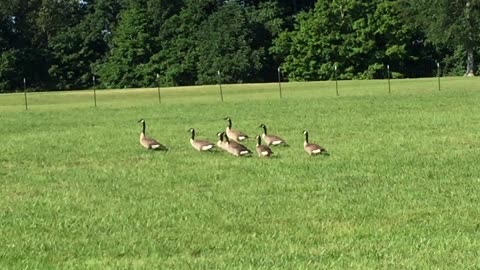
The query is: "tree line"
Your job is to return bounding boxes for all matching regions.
[0,0,478,92]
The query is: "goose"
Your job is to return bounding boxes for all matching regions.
[303,130,327,156]
[216,132,228,150]
[216,132,243,153]
[138,119,167,150]
[222,132,245,148]
[223,132,252,157]
[224,117,249,142]
[255,135,273,157]
[259,124,288,146]
[216,132,238,152]
[188,128,215,151]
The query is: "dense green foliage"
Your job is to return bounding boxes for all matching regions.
[273,0,419,80]
[0,0,479,92]
[1,78,480,268]
[403,0,480,76]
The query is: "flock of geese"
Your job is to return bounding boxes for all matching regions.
[138,117,328,157]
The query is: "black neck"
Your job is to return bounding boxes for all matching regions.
[257,136,261,145]
[304,132,309,143]
[219,132,224,141]
[142,122,146,134]
[227,119,232,128]
[191,129,195,140]
[262,125,267,135]
[224,133,231,143]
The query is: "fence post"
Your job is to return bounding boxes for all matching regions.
[387,65,391,94]
[277,67,282,99]
[93,76,97,107]
[217,70,224,102]
[436,62,441,91]
[334,65,339,96]
[156,73,161,104]
[23,78,28,110]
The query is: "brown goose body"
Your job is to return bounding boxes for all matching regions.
[259,124,287,146]
[138,119,167,150]
[216,132,242,152]
[223,132,252,157]
[216,132,229,151]
[188,128,215,152]
[255,135,273,157]
[303,130,326,156]
[225,117,249,142]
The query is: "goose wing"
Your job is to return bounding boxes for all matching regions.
[192,139,215,151]
[256,145,273,156]
[143,136,167,150]
[264,134,287,145]
[305,143,326,155]
[227,128,249,141]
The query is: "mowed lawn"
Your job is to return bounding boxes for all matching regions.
[1,77,480,269]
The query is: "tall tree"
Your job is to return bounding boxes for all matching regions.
[249,1,287,81]
[148,0,222,86]
[1,0,474,91]
[0,1,19,91]
[48,0,122,89]
[404,0,480,76]
[0,0,51,90]
[139,0,186,86]
[271,0,420,80]
[95,1,154,88]
[195,1,265,84]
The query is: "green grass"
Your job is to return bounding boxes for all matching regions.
[1,77,480,269]
[0,77,476,111]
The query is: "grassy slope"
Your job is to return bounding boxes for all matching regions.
[1,77,480,269]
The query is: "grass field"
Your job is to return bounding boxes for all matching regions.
[1,77,480,269]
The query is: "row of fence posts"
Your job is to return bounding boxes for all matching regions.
[19,64,443,110]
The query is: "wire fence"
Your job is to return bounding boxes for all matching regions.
[1,67,477,112]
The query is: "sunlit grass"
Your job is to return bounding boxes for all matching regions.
[1,77,476,111]
[1,77,480,269]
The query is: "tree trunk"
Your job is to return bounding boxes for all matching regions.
[465,47,475,76]
[464,1,475,76]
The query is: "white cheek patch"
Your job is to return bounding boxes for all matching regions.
[272,140,282,145]
[312,149,321,154]
[202,145,214,150]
